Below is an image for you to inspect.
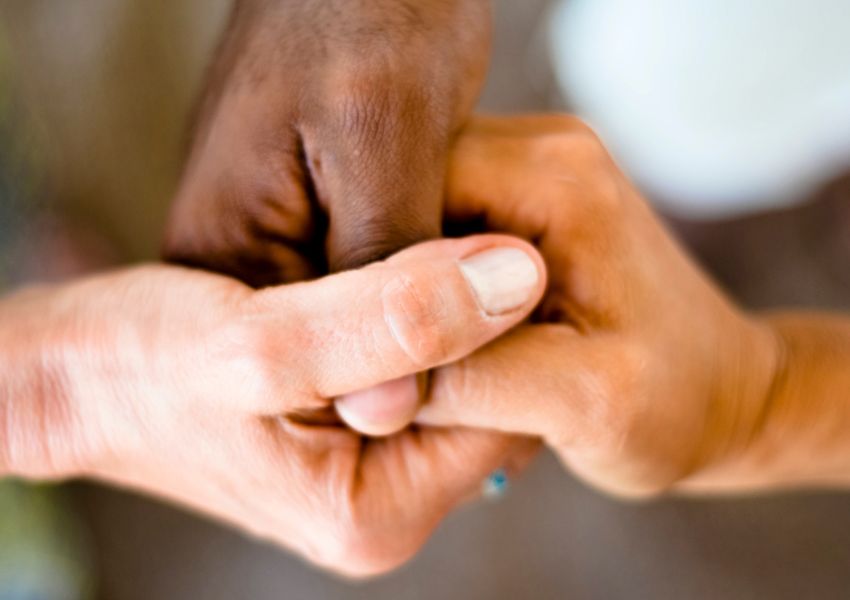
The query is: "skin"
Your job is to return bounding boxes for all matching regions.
[4,111,850,578]
[163,0,492,283]
[162,0,493,428]
[347,115,850,497]
[0,234,546,578]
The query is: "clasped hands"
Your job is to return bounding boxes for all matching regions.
[4,0,834,579]
[4,116,790,577]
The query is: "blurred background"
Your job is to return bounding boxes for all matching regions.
[1,0,849,598]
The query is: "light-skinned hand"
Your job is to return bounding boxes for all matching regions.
[0,234,544,577]
[342,115,817,498]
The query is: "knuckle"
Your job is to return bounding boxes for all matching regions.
[573,372,627,447]
[337,90,389,147]
[214,316,266,367]
[562,342,647,452]
[335,68,402,137]
[535,118,606,169]
[597,343,652,450]
[381,271,452,367]
[332,66,441,145]
[211,313,288,398]
[522,118,627,223]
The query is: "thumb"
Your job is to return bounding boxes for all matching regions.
[333,236,547,436]
[244,234,547,414]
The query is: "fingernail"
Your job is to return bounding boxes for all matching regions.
[459,247,539,315]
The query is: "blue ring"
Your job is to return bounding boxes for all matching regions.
[482,468,510,499]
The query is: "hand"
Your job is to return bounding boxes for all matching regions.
[0,235,545,577]
[349,115,785,498]
[163,0,492,284]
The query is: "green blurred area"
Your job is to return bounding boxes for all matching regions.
[0,23,93,600]
[0,481,95,600]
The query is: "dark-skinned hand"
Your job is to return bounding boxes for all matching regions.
[163,0,492,284]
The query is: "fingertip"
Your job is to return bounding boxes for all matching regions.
[385,233,548,314]
[335,375,422,437]
[458,245,541,316]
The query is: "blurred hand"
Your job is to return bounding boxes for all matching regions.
[163,0,492,283]
[347,115,784,498]
[2,235,545,577]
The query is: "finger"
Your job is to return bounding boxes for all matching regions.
[445,114,594,237]
[163,102,320,288]
[241,234,547,413]
[302,73,454,272]
[445,114,644,326]
[417,324,631,449]
[334,374,423,438]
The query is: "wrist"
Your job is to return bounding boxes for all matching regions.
[749,314,850,487]
[685,312,850,492]
[677,312,786,493]
[0,284,87,480]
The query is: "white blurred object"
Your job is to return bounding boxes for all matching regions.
[549,0,850,217]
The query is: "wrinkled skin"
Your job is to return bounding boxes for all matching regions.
[163,0,492,284]
[1,235,544,578]
[409,115,785,498]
